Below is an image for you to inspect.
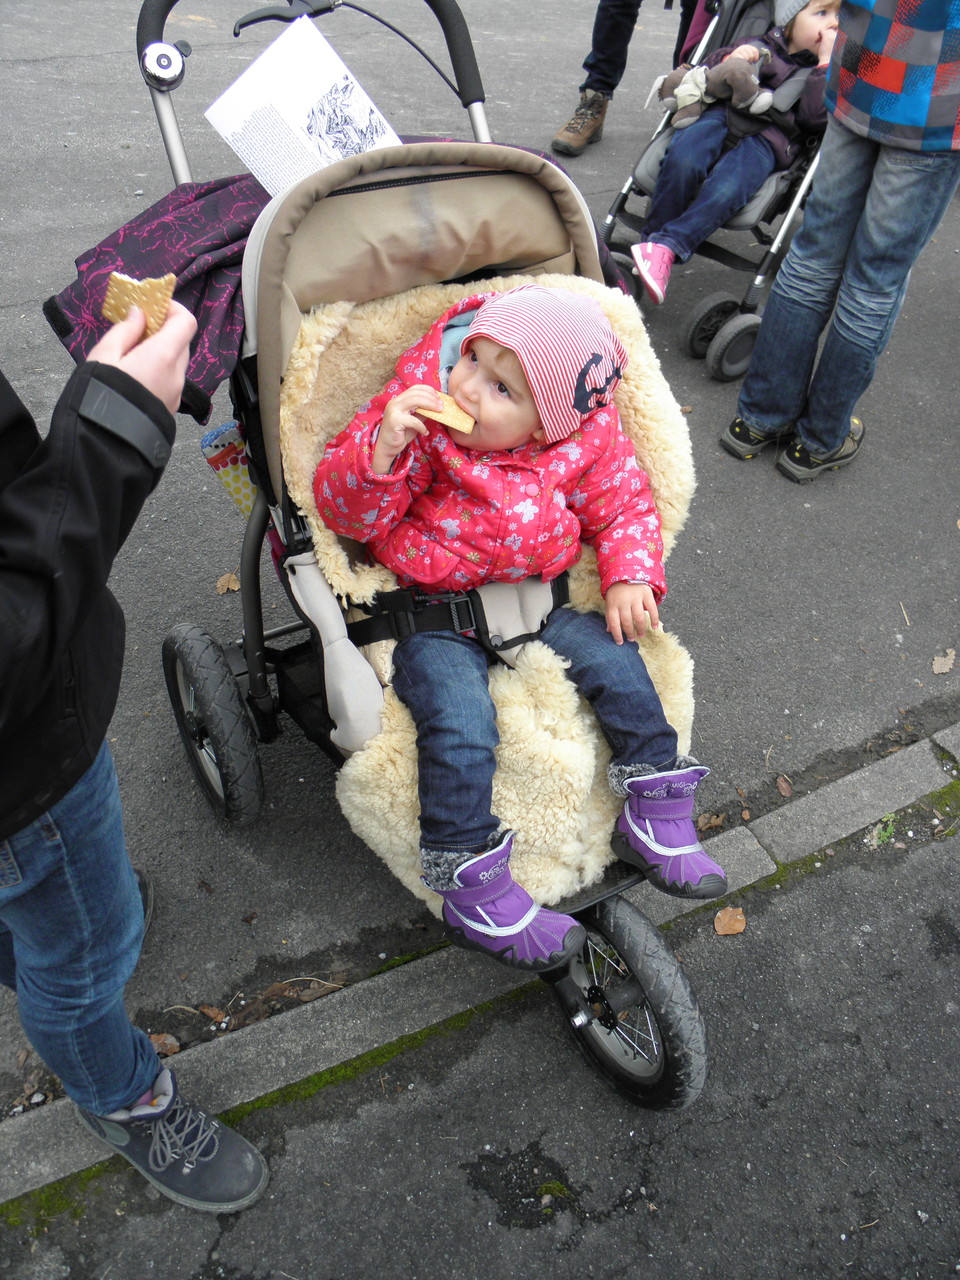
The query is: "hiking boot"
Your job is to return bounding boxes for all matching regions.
[551,90,610,156]
[611,764,727,899]
[631,242,675,305]
[719,415,794,461]
[77,1067,269,1213]
[775,417,865,482]
[428,831,586,972]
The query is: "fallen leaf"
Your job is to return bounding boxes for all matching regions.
[932,648,955,674]
[16,1049,30,1071]
[680,405,693,414]
[262,981,296,1001]
[776,775,793,798]
[149,1033,181,1057]
[696,812,726,832]
[197,879,214,894]
[297,981,338,1003]
[741,808,751,821]
[736,786,747,799]
[198,1003,228,1023]
[714,906,746,936]
[242,912,258,925]
[215,571,240,595]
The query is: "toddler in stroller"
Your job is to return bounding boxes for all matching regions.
[631,0,839,305]
[314,284,727,973]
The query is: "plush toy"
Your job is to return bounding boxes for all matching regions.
[658,51,774,128]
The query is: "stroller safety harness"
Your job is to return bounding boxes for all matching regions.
[347,573,569,667]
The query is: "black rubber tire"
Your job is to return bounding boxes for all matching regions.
[705,312,763,382]
[553,895,708,1109]
[609,251,643,306]
[681,292,740,359]
[161,623,264,825]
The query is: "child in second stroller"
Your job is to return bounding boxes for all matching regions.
[314,285,727,974]
[631,0,839,305]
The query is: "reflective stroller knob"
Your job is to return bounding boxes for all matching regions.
[141,41,186,89]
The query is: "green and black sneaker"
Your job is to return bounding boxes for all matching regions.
[775,417,865,483]
[719,416,793,460]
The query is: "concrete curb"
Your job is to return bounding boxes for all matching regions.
[1,724,957,1205]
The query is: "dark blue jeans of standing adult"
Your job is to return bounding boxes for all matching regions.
[581,0,697,89]
[391,605,678,856]
[737,117,960,458]
[581,0,643,95]
[642,111,777,262]
[0,742,159,1115]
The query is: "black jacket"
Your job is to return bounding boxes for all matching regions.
[0,361,175,839]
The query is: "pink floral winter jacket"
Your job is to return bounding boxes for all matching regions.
[313,294,666,600]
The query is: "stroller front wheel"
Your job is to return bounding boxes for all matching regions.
[162,622,265,825]
[681,292,740,359]
[549,895,708,1109]
[705,312,763,382]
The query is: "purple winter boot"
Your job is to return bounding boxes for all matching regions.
[611,765,727,899]
[429,832,586,972]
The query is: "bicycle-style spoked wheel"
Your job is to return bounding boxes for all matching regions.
[551,895,708,1109]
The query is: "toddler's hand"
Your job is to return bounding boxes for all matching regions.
[372,385,442,475]
[88,301,196,414]
[605,582,660,645]
[817,26,837,64]
[725,44,760,62]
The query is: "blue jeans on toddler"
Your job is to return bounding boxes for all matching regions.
[642,110,777,262]
[737,117,960,458]
[0,742,159,1115]
[391,605,678,856]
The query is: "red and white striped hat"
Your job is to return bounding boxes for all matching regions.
[462,286,627,444]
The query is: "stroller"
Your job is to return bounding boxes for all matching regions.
[600,0,822,381]
[78,0,711,1109]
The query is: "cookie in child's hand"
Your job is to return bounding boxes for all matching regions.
[102,272,176,339]
[428,392,475,434]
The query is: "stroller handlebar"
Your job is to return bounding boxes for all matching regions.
[137,0,485,109]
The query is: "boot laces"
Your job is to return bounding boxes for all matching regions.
[567,96,605,132]
[141,1096,220,1173]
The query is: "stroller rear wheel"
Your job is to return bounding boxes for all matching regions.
[705,312,763,382]
[682,292,740,359]
[550,895,707,1109]
[162,623,264,825]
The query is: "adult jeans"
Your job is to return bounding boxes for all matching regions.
[391,606,678,855]
[581,0,699,90]
[0,742,159,1115]
[738,118,960,458]
[643,112,777,262]
[581,0,642,95]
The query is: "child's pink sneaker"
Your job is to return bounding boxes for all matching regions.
[631,242,675,305]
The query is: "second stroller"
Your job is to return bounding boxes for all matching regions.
[603,0,836,379]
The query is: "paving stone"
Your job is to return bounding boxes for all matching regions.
[624,825,776,925]
[748,740,947,863]
[931,722,960,764]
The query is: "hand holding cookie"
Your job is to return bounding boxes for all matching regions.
[90,298,197,414]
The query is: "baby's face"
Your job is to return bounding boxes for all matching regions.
[446,337,543,451]
[788,0,839,56]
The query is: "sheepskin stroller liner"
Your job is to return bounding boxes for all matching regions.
[600,0,823,381]
[140,0,708,1107]
[228,141,696,909]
